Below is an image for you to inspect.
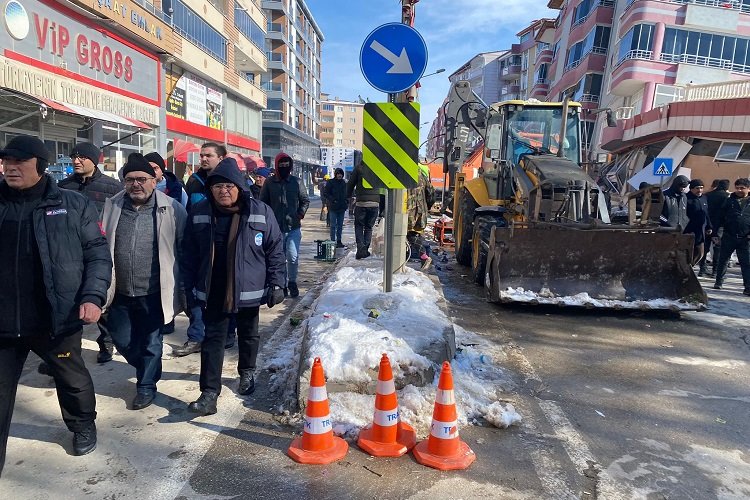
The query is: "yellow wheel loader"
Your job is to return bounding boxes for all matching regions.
[443,81,706,310]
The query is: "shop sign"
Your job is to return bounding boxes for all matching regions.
[78,0,177,55]
[0,55,159,124]
[1,0,159,104]
[168,73,223,130]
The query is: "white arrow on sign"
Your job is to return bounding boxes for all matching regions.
[369,40,413,74]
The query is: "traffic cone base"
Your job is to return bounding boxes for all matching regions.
[413,438,476,470]
[288,435,349,465]
[358,421,416,457]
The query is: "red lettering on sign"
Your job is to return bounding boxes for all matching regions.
[124,56,133,82]
[58,26,70,57]
[34,14,49,50]
[101,46,113,74]
[113,51,123,78]
[89,40,101,71]
[76,34,88,65]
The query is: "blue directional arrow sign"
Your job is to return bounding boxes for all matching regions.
[653,157,673,176]
[360,23,428,94]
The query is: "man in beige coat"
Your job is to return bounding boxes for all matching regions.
[101,153,186,410]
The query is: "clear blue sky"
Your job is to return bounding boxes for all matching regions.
[306,0,556,148]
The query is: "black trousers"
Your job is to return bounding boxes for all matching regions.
[0,330,96,477]
[354,206,379,254]
[715,235,750,289]
[95,311,112,353]
[200,306,260,395]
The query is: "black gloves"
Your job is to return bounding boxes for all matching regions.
[267,286,285,308]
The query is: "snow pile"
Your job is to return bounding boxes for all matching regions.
[327,323,521,439]
[500,287,704,311]
[304,257,445,384]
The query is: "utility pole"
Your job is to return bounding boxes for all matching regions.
[383,0,419,292]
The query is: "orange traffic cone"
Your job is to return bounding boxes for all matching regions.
[288,357,349,464]
[357,353,416,457]
[413,361,476,470]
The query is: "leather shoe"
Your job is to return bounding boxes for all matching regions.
[238,371,255,395]
[97,349,113,363]
[173,341,201,357]
[188,391,218,416]
[73,422,97,456]
[132,392,155,410]
[288,282,299,298]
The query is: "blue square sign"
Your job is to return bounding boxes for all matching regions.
[653,157,673,176]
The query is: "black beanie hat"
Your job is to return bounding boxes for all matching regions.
[71,142,101,164]
[672,175,690,188]
[689,178,704,189]
[122,153,156,178]
[143,152,166,171]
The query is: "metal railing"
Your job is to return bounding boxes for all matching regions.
[670,0,750,14]
[266,52,283,62]
[579,94,600,102]
[616,49,653,66]
[681,79,750,101]
[262,82,283,92]
[660,53,733,69]
[571,0,616,29]
[266,22,285,35]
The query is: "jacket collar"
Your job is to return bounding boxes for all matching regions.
[111,188,173,209]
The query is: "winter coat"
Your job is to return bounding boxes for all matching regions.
[159,170,187,206]
[408,170,436,232]
[685,192,712,244]
[259,173,310,233]
[101,190,187,323]
[185,169,209,210]
[182,162,286,309]
[0,176,112,338]
[346,151,384,205]
[705,188,730,229]
[57,167,122,214]
[250,183,262,199]
[717,193,750,239]
[660,187,688,229]
[324,178,348,212]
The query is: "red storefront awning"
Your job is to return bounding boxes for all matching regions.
[173,139,200,162]
[39,98,152,129]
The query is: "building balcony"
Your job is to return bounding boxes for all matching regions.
[564,48,607,73]
[536,47,554,65]
[571,0,615,30]
[266,22,287,40]
[237,73,266,109]
[266,52,289,72]
[262,82,284,92]
[530,79,550,98]
[262,0,288,13]
[501,64,522,79]
[234,35,267,74]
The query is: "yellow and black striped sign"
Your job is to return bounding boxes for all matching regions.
[362,102,419,189]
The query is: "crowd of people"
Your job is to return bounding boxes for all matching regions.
[0,135,312,476]
[659,175,750,294]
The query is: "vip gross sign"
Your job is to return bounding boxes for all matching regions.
[360,23,428,94]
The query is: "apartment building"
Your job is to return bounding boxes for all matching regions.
[320,93,364,149]
[448,51,508,105]
[517,19,557,100]
[261,0,323,178]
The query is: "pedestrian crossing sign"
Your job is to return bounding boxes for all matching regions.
[653,157,673,176]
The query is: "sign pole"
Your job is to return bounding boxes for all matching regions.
[383,92,397,293]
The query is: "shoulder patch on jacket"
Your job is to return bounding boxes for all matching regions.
[46,208,67,216]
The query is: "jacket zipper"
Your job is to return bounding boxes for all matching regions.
[130,209,138,296]
[14,199,28,336]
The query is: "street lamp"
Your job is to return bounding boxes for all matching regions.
[421,68,446,79]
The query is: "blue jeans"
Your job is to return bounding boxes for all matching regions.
[283,228,302,284]
[330,210,345,242]
[187,306,236,343]
[108,293,163,394]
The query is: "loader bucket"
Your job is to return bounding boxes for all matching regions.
[486,225,707,310]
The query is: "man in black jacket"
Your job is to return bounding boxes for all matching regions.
[685,179,712,266]
[660,175,689,229]
[0,135,112,474]
[324,168,348,247]
[712,178,750,294]
[58,142,122,363]
[259,152,310,298]
[186,142,226,210]
[183,158,286,415]
[703,179,731,276]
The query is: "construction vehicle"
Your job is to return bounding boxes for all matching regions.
[443,81,706,309]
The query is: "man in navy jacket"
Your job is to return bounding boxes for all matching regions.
[182,158,286,415]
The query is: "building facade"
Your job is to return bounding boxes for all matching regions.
[320,93,364,149]
[447,52,507,106]
[261,0,323,183]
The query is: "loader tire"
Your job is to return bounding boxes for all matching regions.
[471,215,506,285]
[455,188,478,266]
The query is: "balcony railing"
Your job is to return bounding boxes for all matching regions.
[267,23,285,35]
[571,0,615,29]
[262,82,283,91]
[262,110,283,121]
[659,52,750,74]
[670,0,750,15]
[266,52,284,62]
[682,79,750,101]
[616,49,653,66]
[578,94,600,103]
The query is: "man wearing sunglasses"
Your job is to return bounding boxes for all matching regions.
[100,153,187,410]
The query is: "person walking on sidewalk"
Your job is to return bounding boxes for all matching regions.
[407,165,436,270]
[0,136,112,471]
[249,167,271,199]
[146,152,188,207]
[259,152,309,298]
[58,142,122,364]
[685,179,712,267]
[186,142,226,210]
[712,177,750,294]
[101,153,187,410]
[347,150,384,259]
[183,158,286,415]
[325,167,348,247]
[660,175,690,229]
[177,142,236,356]
[703,179,731,276]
